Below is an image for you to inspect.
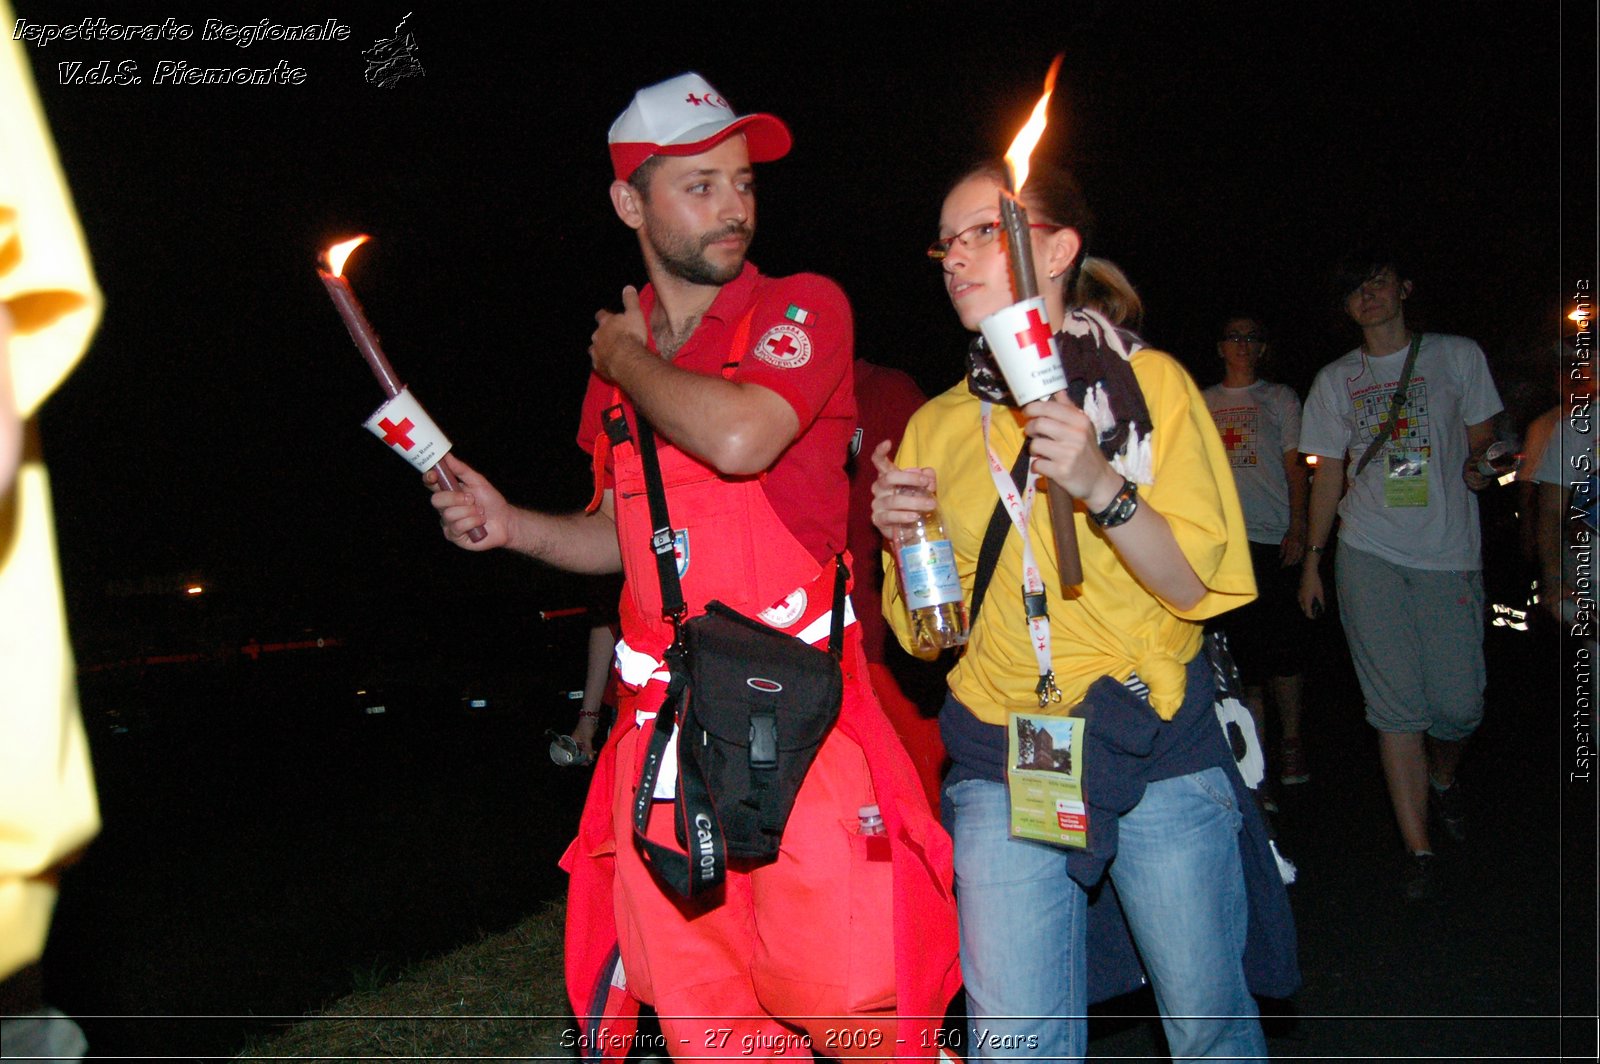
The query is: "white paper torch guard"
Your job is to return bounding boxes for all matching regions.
[979,296,1066,406]
[363,386,454,472]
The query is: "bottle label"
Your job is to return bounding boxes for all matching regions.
[899,539,963,609]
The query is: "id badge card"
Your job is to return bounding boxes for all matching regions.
[1005,710,1089,848]
[1383,450,1429,507]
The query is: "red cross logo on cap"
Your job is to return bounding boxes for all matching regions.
[685,93,704,105]
[379,417,415,450]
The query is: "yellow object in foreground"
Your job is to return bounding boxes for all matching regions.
[0,0,104,982]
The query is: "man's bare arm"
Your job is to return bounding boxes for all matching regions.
[591,287,798,475]
[428,454,621,574]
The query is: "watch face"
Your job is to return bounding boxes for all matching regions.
[1092,481,1139,528]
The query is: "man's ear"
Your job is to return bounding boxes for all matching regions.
[611,180,644,231]
[1399,279,1414,299]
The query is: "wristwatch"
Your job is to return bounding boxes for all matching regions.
[1089,479,1139,528]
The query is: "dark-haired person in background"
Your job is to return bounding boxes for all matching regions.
[1298,253,1502,901]
[1204,316,1311,790]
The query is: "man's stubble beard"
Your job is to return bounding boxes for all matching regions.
[646,222,753,287]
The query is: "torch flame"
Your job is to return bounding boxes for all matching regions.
[1003,54,1064,196]
[324,235,371,278]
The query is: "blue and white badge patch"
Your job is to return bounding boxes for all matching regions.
[754,323,812,369]
[674,529,690,577]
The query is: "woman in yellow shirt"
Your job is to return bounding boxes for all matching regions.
[870,161,1282,1061]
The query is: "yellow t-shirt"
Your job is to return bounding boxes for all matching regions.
[884,348,1255,722]
[1,1,104,981]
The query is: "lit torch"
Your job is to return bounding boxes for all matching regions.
[980,56,1083,589]
[319,236,486,542]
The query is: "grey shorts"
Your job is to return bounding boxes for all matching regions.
[1334,545,1486,741]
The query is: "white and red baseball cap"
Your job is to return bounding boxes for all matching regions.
[608,72,792,181]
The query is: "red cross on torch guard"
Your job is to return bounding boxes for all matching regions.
[318,235,486,541]
[379,417,416,450]
[1014,307,1056,361]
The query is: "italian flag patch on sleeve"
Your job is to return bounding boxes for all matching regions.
[784,304,813,326]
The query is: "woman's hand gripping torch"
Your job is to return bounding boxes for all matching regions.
[319,236,486,542]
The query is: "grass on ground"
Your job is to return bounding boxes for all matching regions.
[235,899,578,1061]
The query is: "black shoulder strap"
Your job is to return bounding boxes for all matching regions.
[630,643,726,898]
[967,442,1033,631]
[634,415,686,624]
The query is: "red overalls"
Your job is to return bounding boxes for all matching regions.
[560,315,959,1062]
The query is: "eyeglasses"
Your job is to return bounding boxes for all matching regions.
[927,220,1065,261]
[1222,332,1264,345]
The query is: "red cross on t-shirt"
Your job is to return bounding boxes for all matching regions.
[1014,308,1055,361]
[379,417,415,449]
[1219,424,1246,452]
[765,332,799,359]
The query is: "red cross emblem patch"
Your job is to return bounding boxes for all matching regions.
[753,323,812,369]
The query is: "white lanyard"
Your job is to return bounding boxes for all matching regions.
[981,402,1063,707]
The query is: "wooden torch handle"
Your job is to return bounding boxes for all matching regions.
[1046,480,1083,589]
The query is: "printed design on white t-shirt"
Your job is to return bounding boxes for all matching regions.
[1212,405,1260,468]
[1351,377,1431,458]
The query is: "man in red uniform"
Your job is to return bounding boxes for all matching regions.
[430,73,957,1061]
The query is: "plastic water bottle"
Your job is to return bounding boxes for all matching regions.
[893,495,969,652]
[858,804,886,836]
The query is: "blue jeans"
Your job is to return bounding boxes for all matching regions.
[947,767,1266,1062]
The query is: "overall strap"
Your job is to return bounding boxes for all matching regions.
[720,307,757,378]
[622,305,759,628]
[628,303,809,899]
[634,416,686,626]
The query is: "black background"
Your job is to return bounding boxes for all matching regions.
[18,1,1589,634]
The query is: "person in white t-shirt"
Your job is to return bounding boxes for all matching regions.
[1528,389,1596,629]
[1204,315,1311,789]
[1519,347,1595,629]
[1297,252,1502,901]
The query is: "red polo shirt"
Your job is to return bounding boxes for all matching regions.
[577,262,856,564]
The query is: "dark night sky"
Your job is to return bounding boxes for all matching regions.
[16,1,1593,646]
